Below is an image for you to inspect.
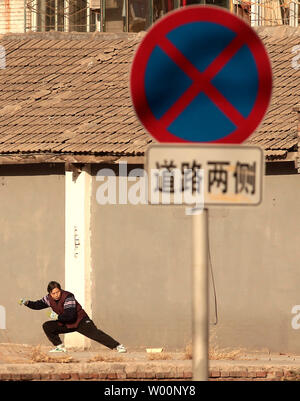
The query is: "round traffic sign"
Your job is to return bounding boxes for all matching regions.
[130,6,272,144]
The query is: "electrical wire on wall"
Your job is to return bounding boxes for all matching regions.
[207,209,219,326]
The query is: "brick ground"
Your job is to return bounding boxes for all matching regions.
[0,364,300,381]
[1,345,300,381]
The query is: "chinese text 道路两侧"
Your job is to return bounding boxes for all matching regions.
[154,160,256,195]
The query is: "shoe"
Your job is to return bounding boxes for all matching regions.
[49,344,66,353]
[116,344,127,353]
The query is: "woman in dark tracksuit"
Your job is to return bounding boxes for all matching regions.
[19,281,127,353]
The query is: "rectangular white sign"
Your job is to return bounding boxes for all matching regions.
[146,144,263,206]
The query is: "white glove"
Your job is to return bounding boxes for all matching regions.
[48,311,58,320]
[18,298,28,306]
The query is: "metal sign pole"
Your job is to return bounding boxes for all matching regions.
[192,207,209,381]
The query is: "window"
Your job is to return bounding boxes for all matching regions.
[153,1,177,23]
[128,0,151,32]
[69,0,87,32]
[37,0,65,31]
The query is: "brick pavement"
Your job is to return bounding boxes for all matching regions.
[1,344,300,381]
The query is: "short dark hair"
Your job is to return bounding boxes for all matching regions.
[47,281,61,293]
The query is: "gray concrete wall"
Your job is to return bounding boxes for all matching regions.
[90,164,300,353]
[90,164,194,350]
[210,173,300,353]
[90,203,193,350]
[0,164,65,345]
[2,161,299,353]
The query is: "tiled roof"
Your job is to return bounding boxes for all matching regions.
[0,32,149,158]
[246,26,300,160]
[0,27,298,160]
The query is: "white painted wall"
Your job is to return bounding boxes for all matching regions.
[65,165,92,349]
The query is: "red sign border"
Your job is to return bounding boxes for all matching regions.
[130,5,273,144]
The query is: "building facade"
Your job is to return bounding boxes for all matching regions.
[0,27,299,352]
[1,0,299,35]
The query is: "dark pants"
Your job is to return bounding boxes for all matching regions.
[42,318,120,350]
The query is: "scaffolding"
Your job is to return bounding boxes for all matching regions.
[233,0,300,26]
[24,0,300,33]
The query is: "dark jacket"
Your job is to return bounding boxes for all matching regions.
[26,289,88,329]
[48,290,88,329]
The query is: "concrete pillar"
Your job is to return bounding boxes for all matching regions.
[86,0,90,32]
[64,0,69,32]
[40,0,46,31]
[289,1,299,27]
[64,164,92,349]
[32,0,38,31]
[250,0,258,26]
